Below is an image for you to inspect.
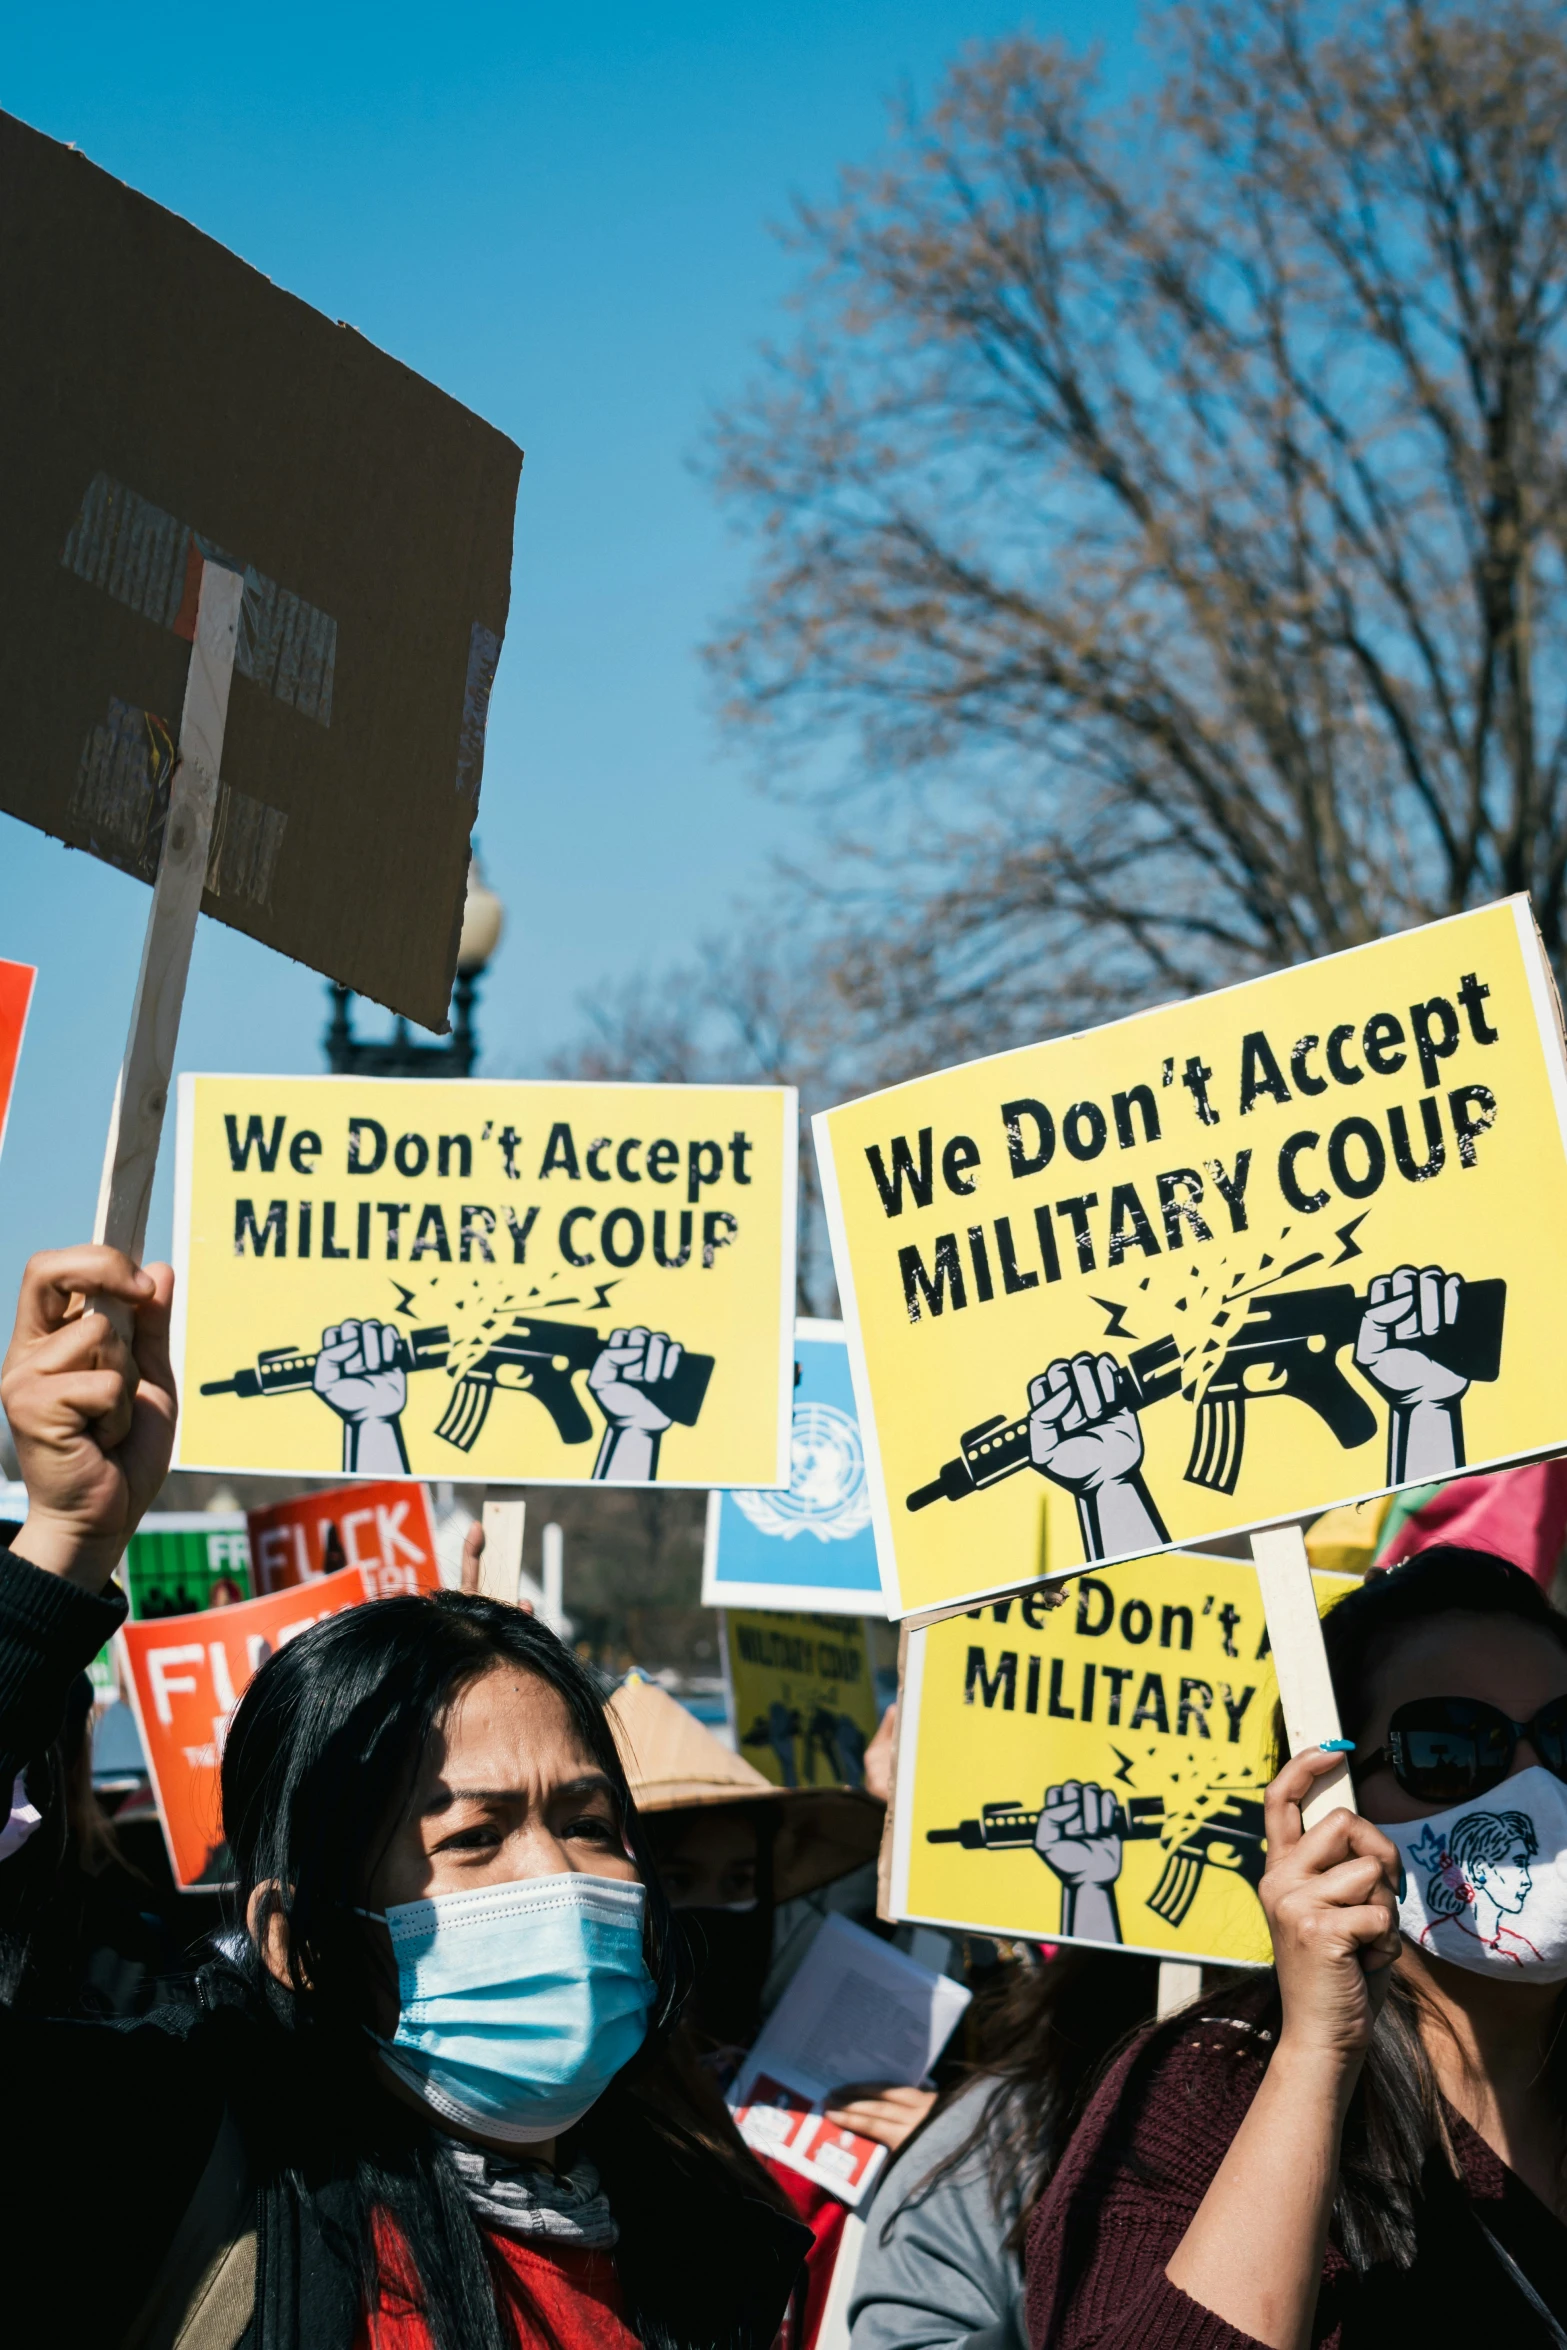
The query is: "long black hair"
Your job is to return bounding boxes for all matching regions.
[877,1944,1159,2254]
[1198,1544,1567,2272]
[216,1591,797,2350]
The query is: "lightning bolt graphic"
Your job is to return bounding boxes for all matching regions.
[1089,1296,1134,1339]
[1221,1251,1326,1309]
[1331,1212,1370,1266]
[587,1279,622,1314]
[1108,1745,1136,1786]
[388,1282,418,1318]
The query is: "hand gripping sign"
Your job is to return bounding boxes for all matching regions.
[885,1554,1358,1966]
[173,1074,797,1486]
[119,1565,373,1889]
[815,898,1567,1617]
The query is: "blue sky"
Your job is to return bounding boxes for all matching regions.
[0,0,1144,1315]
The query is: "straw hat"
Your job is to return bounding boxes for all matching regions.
[607,1673,884,1904]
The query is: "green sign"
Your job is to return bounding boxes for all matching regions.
[123,1514,253,1620]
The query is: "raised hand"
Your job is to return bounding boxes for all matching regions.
[0,1245,177,1590]
[862,1702,897,1804]
[589,1327,683,1482]
[589,1327,682,1433]
[313,1319,409,1473]
[1034,1778,1125,1941]
[1027,1353,1168,1560]
[1162,1748,1401,2339]
[1030,1352,1144,1485]
[1355,1265,1468,1479]
[1260,1748,1401,2058]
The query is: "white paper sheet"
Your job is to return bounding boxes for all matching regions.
[730,1914,971,2205]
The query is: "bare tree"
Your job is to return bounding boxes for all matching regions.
[550,929,871,1315]
[706,0,1567,1046]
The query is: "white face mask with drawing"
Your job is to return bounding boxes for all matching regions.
[1378,1766,1567,1982]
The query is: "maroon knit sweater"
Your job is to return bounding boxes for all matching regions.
[1023,2008,1567,2350]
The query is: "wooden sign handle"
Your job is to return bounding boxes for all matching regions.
[875,1617,909,1923]
[89,560,244,1337]
[1249,1521,1357,1832]
[1157,1959,1203,2018]
[480,1499,528,1605]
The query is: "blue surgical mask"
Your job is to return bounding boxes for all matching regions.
[362,1873,655,2143]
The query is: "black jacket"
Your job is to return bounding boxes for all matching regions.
[0,1547,808,2350]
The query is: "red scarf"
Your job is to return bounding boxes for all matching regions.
[356,2210,642,2350]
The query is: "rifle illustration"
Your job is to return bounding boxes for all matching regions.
[905,1279,1506,1510]
[926,1789,1266,1928]
[201,1316,715,1454]
[927,1794,1166,1849]
[1144,1794,1267,1926]
[1184,1278,1504,1495]
[906,1336,1182,1511]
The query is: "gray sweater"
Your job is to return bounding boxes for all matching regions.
[846,2079,1026,2350]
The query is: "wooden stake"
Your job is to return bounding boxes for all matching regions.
[90,559,244,1331]
[1156,1959,1203,2018]
[541,1520,564,1633]
[480,1499,528,1606]
[876,1617,909,1923]
[1250,1520,1357,1832]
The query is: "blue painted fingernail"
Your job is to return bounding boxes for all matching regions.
[1319,1739,1355,1753]
[1397,1863,1406,1900]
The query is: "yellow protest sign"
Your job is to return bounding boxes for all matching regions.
[173,1075,796,1485]
[888,1555,1358,1965]
[816,899,1567,1614]
[723,1609,883,1790]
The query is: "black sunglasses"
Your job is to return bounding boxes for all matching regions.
[1355,1694,1567,1805]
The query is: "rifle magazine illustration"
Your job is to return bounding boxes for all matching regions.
[1143,1793,1267,1926]
[1183,1278,1504,1495]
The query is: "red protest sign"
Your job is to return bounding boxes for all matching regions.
[0,958,36,1158]
[246,1480,442,1599]
[119,1563,371,1889]
[731,2077,888,2208]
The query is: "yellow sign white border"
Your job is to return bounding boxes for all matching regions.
[817,899,1567,1616]
[171,1070,799,1488]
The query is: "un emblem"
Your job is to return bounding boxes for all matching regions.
[733,1401,872,1543]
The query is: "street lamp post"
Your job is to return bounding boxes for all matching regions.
[324,857,504,1079]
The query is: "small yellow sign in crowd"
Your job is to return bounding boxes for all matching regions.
[723,1608,884,1793]
[888,1554,1358,1966]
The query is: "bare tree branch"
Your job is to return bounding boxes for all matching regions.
[700,0,1567,1058]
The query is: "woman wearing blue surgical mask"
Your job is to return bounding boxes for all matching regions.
[1025,1544,1567,2350]
[0,1245,809,2350]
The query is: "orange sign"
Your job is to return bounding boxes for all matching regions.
[0,958,36,1158]
[119,1564,372,1888]
[246,1479,442,1598]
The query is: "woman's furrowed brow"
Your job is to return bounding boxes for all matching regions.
[421,1771,615,1814]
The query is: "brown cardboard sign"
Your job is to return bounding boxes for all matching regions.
[0,110,521,1030]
